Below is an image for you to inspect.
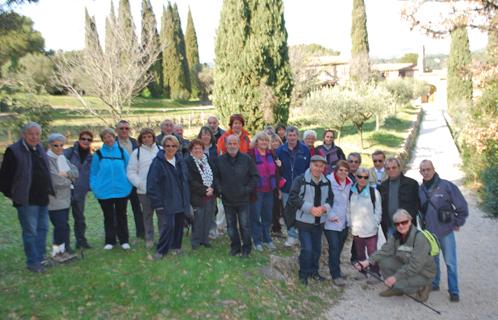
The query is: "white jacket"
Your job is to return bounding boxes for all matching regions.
[348,185,382,238]
[127,144,160,194]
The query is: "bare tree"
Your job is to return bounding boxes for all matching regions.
[53,9,164,125]
[401,0,497,37]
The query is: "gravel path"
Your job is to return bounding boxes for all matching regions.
[324,104,498,320]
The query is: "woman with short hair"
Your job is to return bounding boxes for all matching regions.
[197,126,218,160]
[147,135,190,259]
[185,139,217,249]
[47,133,79,261]
[217,114,251,155]
[303,130,317,156]
[90,128,132,250]
[127,128,163,248]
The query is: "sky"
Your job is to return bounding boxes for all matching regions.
[16,0,488,63]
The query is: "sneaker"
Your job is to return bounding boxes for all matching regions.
[264,242,277,251]
[121,243,131,250]
[333,277,346,287]
[449,293,460,302]
[379,288,403,297]
[145,241,154,249]
[416,285,432,302]
[254,244,263,252]
[284,236,297,247]
[311,272,326,282]
[104,244,114,250]
[154,252,164,261]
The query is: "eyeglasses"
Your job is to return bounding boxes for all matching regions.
[80,137,93,142]
[386,166,399,171]
[373,159,384,163]
[164,144,178,148]
[52,144,64,148]
[356,175,369,180]
[394,220,410,227]
[348,160,359,164]
[119,127,130,131]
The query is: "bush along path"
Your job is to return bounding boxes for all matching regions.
[324,103,498,320]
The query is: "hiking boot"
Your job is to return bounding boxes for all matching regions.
[284,236,297,247]
[311,272,326,282]
[333,277,346,287]
[379,288,403,297]
[450,293,460,302]
[416,285,432,302]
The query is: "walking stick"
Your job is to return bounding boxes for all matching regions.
[353,264,442,315]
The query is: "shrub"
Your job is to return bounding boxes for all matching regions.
[381,78,414,106]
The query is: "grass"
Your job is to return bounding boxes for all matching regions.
[0,194,338,319]
[293,104,421,167]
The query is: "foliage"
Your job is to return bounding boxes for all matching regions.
[381,78,414,106]
[289,44,340,57]
[350,0,370,82]
[214,0,293,131]
[197,63,213,101]
[399,52,418,64]
[185,7,201,99]
[141,0,163,98]
[161,2,190,100]
[447,26,473,114]
[0,11,44,76]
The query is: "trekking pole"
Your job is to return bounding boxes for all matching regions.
[352,264,442,315]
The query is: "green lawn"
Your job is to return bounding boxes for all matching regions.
[0,195,338,319]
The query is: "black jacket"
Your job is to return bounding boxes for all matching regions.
[214,151,259,206]
[379,173,420,234]
[185,155,217,207]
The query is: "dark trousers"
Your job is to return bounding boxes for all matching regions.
[98,197,129,245]
[297,224,323,280]
[191,199,216,248]
[354,235,379,274]
[224,203,251,254]
[48,208,70,246]
[324,228,348,280]
[70,197,88,247]
[129,187,145,239]
[271,189,283,233]
[156,212,185,255]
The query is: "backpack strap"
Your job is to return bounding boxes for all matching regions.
[96,149,103,160]
[137,147,140,161]
[369,186,376,211]
[96,147,125,161]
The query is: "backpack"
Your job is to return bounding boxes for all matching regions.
[349,186,377,211]
[96,146,125,161]
[416,229,441,257]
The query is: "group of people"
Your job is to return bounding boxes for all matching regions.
[0,114,468,304]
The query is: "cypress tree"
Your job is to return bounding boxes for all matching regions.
[118,0,137,47]
[447,26,473,113]
[161,2,190,100]
[350,0,370,82]
[84,8,102,55]
[141,0,162,97]
[173,4,191,95]
[105,1,117,54]
[213,0,292,131]
[185,7,201,99]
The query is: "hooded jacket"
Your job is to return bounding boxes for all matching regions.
[127,144,161,195]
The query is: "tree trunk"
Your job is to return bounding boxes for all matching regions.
[375,113,380,131]
[359,127,364,149]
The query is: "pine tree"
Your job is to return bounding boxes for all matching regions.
[84,8,102,55]
[350,0,370,82]
[447,26,473,113]
[141,0,162,97]
[185,7,201,99]
[213,0,293,131]
[160,2,190,100]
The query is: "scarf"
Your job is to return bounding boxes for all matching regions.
[193,154,213,187]
[47,150,71,173]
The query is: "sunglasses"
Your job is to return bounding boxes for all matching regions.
[356,175,369,180]
[80,137,93,142]
[394,220,410,227]
[164,144,178,148]
[52,144,64,148]
[373,159,384,163]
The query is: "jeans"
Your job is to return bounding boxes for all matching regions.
[17,205,49,267]
[98,197,129,245]
[71,197,88,247]
[281,192,297,238]
[138,194,165,242]
[48,208,70,246]
[129,187,145,239]
[156,212,185,255]
[433,231,459,295]
[251,191,274,245]
[224,203,251,254]
[297,224,323,280]
[324,228,348,279]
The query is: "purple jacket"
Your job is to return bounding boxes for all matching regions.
[419,174,468,239]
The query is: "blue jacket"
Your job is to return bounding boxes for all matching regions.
[276,141,310,193]
[419,173,468,239]
[64,142,92,202]
[146,151,190,215]
[89,142,132,200]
